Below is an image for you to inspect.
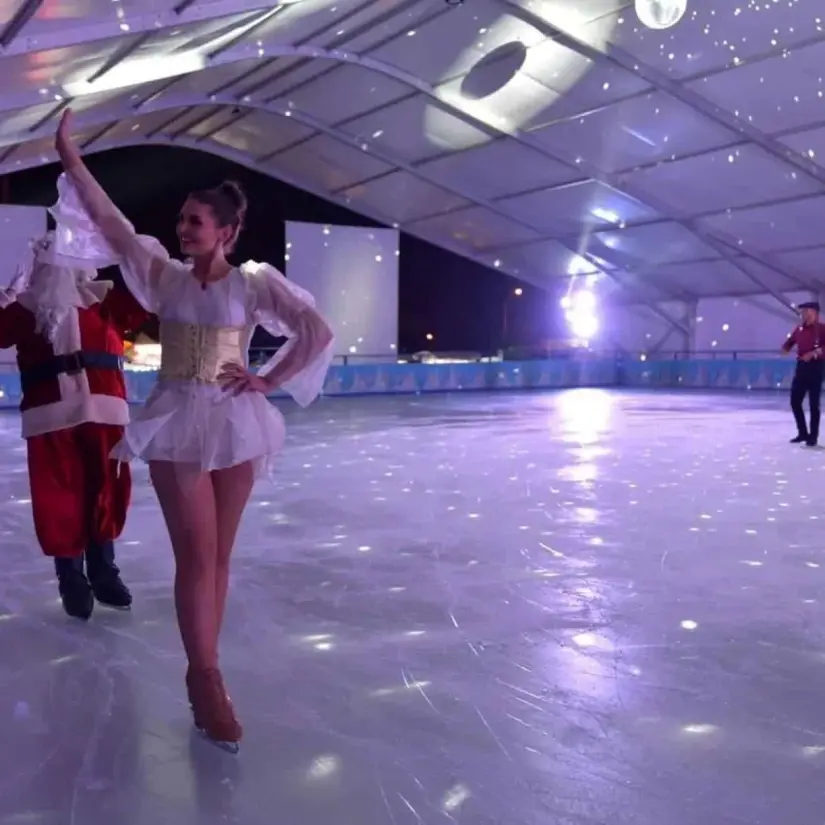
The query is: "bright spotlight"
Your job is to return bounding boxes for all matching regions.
[572,290,596,312]
[569,312,598,339]
[563,289,598,341]
[634,0,687,30]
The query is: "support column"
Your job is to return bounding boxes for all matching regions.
[684,299,698,356]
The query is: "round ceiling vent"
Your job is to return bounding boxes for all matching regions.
[460,41,528,100]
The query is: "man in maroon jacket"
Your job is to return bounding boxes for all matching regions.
[782,300,825,447]
[0,232,149,619]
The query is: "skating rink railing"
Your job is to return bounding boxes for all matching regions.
[0,356,801,407]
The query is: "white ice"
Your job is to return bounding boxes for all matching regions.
[0,388,824,824]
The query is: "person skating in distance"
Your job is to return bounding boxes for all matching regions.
[782,300,825,447]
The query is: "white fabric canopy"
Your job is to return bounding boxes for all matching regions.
[0,0,820,309]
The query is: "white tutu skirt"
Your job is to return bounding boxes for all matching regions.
[111,379,286,474]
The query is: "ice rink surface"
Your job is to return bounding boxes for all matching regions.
[0,388,824,825]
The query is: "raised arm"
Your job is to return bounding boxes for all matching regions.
[782,328,798,354]
[244,262,334,406]
[54,109,168,312]
[55,111,136,258]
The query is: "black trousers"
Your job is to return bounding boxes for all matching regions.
[791,361,824,441]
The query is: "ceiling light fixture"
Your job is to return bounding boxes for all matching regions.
[634,0,688,30]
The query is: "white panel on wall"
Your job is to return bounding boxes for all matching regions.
[285,221,399,362]
[0,205,48,365]
[694,292,811,357]
[605,301,690,354]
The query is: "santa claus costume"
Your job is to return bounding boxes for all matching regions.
[0,232,149,620]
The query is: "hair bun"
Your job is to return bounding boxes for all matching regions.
[217,180,247,216]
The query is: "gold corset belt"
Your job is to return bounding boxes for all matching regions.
[158,321,245,383]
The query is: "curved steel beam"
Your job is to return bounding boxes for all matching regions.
[2,132,758,332]
[0,107,679,319]
[2,131,565,293]
[489,0,820,309]
[0,83,811,316]
[0,10,815,304]
[4,0,821,208]
[0,0,272,56]
[78,90,825,298]
[0,0,43,49]
[35,90,698,313]
[500,0,825,188]
[195,46,812,308]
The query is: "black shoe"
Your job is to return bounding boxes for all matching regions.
[86,541,132,610]
[807,439,819,448]
[791,435,808,443]
[54,557,94,621]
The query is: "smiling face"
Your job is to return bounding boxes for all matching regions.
[176,198,233,259]
[801,307,819,325]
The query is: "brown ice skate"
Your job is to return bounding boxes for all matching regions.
[185,666,243,753]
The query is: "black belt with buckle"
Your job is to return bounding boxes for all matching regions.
[20,351,123,392]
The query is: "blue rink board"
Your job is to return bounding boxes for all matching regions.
[0,358,797,408]
[620,358,795,390]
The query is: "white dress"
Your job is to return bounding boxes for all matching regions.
[51,174,335,474]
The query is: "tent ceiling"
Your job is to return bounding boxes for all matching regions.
[0,0,822,304]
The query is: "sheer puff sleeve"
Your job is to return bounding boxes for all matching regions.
[242,261,335,407]
[50,171,169,313]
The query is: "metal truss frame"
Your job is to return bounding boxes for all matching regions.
[0,0,821,326]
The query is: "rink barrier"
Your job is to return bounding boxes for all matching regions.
[0,359,617,406]
[619,358,795,390]
[0,358,796,408]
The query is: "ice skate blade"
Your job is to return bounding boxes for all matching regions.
[195,724,240,754]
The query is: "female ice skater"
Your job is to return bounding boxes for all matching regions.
[54,109,334,752]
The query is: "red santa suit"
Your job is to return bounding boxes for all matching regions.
[0,234,148,558]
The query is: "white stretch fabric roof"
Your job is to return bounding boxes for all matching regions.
[0,0,822,306]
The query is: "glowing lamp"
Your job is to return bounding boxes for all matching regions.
[572,290,595,312]
[561,289,598,341]
[569,313,598,339]
[634,0,687,30]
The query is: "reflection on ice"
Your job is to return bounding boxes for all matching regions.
[557,388,614,444]
[307,754,339,779]
[683,724,718,736]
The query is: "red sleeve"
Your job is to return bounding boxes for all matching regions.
[99,286,151,336]
[783,328,798,352]
[0,302,31,349]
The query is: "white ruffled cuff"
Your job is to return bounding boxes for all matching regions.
[242,260,335,407]
[49,173,124,268]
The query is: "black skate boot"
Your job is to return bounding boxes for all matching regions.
[54,557,94,621]
[86,541,132,610]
